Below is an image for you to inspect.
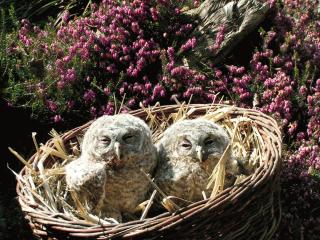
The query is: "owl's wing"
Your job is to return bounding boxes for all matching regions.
[65,159,107,212]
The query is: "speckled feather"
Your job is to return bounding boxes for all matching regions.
[154,119,239,203]
[65,114,157,221]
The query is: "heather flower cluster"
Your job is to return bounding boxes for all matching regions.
[3,0,320,239]
[209,25,225,53]
[223,1,320,238]
[7,0,200,123]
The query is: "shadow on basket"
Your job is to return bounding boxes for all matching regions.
[13,103,282,240]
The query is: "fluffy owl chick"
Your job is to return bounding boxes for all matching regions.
[154,119,239,204]
[65,159,107,214]
[65,114,157,222]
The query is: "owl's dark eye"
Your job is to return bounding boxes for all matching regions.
[204,138,215,146]
[180,139,192,149]
[123,134,134,143]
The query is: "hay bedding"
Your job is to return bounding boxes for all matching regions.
[12,102,280,239]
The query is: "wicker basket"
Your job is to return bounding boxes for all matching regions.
[16,104,282,240]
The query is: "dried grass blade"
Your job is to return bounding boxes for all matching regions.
[202,191,207,200]
[139,102,157,124]
[140,169,180,211]
[32,132,39,153]
[40,146,68,159]
[59,198,78,219]
[140,190,157,220]
[201,108,233,122]
[162,197,177,213]
[113,93,118,114]
[8,164,29,184]
[52,139,66,157]
[50,129,67,153]
[207,145,230,196]
[70,191,95,222]
[8,147,35,172]
[186,95,193,110]
[185,107,196,118]
[147,105,160,129]
[207,120,240,198]
[18,173,56,212]
[171,95,182,105]
[135,200,149,212]
[172,103,187,122]
[252,125,264,165]
[45,167,66,176]
[69,191,116,225]
[28,175,36,190]
[56,180,61,198]
[37,153,58,212]
[118,93,126,114]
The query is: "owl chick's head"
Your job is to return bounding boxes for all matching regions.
[81,114,153,168]
[159,119,229,163]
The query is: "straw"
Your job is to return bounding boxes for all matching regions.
[140,190,157,220]
[207,120,240,198]
[13,102,265,228]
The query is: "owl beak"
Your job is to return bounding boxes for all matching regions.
[196,146,203,162]
[114,141,121,160]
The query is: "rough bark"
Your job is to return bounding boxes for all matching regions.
[185,0,271,66]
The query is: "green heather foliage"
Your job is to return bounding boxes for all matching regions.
[2,0,200,124]
[0,0,95,26]
[0,3,19,88]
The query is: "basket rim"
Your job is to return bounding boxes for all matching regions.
[15,103,282,238]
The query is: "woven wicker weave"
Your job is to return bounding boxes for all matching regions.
[16,104,282,240]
